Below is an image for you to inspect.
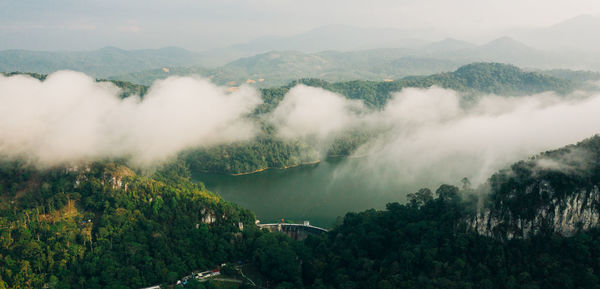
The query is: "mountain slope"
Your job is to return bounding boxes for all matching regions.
[110,38,591,87]
[0,160,265,288]
[294,135,600,289]
[512,14,600,53]
[0,47,208,77]
[470,136,600,238]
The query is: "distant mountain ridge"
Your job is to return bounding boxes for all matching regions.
[197,24,433,65]
[0,46,208,77]
[4,18,600,84]
[109,37,599,87]
[511,14,600,53]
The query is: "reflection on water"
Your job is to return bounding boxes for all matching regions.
[192,157,410,228]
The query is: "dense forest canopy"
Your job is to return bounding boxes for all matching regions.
[3,135,600,288]
[2,65,600,287]
[0,159,296,289]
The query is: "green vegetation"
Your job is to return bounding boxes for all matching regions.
[0,160,290,289]
[182,137,319,175]
[188,135,600,289]
[185,63,578,175]
[486,136,600,225]
[0,47,208,78]
[287,136,600,289]
[256,62,574,112]
[3,124,600,288]
[296,190,600,289]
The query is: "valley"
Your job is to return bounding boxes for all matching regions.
[4,10,600,286]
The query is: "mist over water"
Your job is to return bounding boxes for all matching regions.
[3,72,600,225]
[271,86,600,187]
[211,86,600,226]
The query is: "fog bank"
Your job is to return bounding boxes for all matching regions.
[271,85,600,190]
[3,71,600,192]
[0,71,261,166]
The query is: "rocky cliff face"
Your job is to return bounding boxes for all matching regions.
[468,180,600,238]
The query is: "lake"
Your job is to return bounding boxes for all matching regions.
[191,157,413,228]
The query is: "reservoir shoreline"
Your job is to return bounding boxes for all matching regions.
[199,159,323,176]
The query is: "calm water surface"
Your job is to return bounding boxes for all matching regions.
[192,158,410,228]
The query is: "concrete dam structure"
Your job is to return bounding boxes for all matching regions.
[257,221,328,240]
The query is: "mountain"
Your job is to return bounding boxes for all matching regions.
[0,160,267,288]
[198,24,433,65]
[2,73,600,287]
[4,137,600,289]
[112,49,463,87]
[0,46,208,77]
[213,49,462,87]
[110,37,599,87]
[511,14,600,53]
[289,135,600,289]
[426,37,561,68]
[476,37,540,57]
[315,135,600,287]
[198,20,600,68]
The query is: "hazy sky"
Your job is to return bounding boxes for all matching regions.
[1,0,600,51]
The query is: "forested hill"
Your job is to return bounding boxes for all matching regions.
[470,135,600,238]
[3,62,580,109]
[287,136,600,289]
[0,47,208,78]
[0,160,281,288]
[259,62,575,110]
[2,132,600,288]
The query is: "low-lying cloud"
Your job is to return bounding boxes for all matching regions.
[270,85,600,191]
[3,71,600,193]
[269,85,365,140]
[0,71,261,166]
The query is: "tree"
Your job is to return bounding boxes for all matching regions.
[407,188,433,207]
[435,184,460,202]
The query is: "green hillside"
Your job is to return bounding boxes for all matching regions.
[4,134,600,288]
[0,160,271,288]
[0,47,208,78]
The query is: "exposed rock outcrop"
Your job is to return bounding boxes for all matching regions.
[468,181,600,238]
